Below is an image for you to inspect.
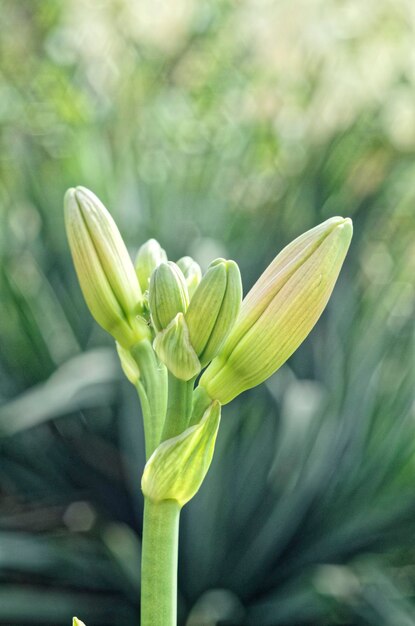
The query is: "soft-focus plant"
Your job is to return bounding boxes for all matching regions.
[64,186,352,625]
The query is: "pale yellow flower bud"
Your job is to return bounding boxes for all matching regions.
[200,217,353,403]
[64,187,150,348]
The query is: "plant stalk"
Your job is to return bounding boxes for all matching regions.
[141,498,181,626]
[161,372,195,441]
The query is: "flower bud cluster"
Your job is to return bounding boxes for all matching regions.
[65,185,352,509]
[150,258,242,380]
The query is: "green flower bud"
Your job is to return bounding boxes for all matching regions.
[200,217,353,404]
[73,619,86,626]
[135,238,168,292]
[176,256,202,298]
[142,400,221,507]
[64,187,150,348]
[185,259,242,367]
[149,262,189,331]
[153,313,200,380]
[116,342,140,385]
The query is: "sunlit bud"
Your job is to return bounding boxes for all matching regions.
[185,259,242,367]
[200,217,353,404]
[176,256,202,298]
[135,238,168,292]
[153,313,200,380]
[64,187,150,348]
[73,619,86,626]
[142,401,221,507]
[149,262,189,331]
[116,342,140,385]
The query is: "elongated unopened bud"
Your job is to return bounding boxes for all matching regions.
[64,187,150,348]
[135,238,167,292]
[73,619,86,626]
[185,259,242,367]
[149,262,189,331]
[200,217,353,403]
[176,256,202,298]
[142,401,221,507]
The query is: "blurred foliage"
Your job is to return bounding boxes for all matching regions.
[0,0,414,624]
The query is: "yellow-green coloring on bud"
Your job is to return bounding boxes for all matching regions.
[135,238,168,292]
[200,217,353,404]
[64,186,150,348]
[149,262,189,332]
[142,400,221,507]
[176,256,202,298]
[185,259,242,367]
[73,619,86,626]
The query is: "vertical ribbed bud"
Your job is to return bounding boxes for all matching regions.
[64,186,150,348]
[149,262,189,332]
[135,238,168,292]
[176,256,202,298]
[200,217,353,404]
[185,259,242,367]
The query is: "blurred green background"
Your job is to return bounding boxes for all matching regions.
[0,1,414,624]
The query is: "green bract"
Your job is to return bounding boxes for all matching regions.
[116,342,140,385]
[142,401,221,507]
[200,217,353,404]
[135,238,168,292]
[64,187,150,348]
[153,313,201,380]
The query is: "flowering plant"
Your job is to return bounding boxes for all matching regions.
[65,187,352,625]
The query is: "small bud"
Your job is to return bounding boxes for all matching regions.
[64,187,150,348]
[149,262,189,331]
[200,217,353,403]
[185,259,242,367]
[153,313,200,380]
[142,401,221,507]
[73,619,86,626]
[135,238,168,292]
[116,342,140,385]
[176,256,202,298]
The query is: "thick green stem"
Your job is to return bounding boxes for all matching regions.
[141,498,181,626]
[131,340,168,457]
[161,372,195,441]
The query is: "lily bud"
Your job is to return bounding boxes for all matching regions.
[176,256,202,298]
[200,217,353,404]
[73,619,86,626]
[142,400,221,507]
[149,262,189,331]
[135,238,167,292]
[64,187,150,348]
[185,259,242,367]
